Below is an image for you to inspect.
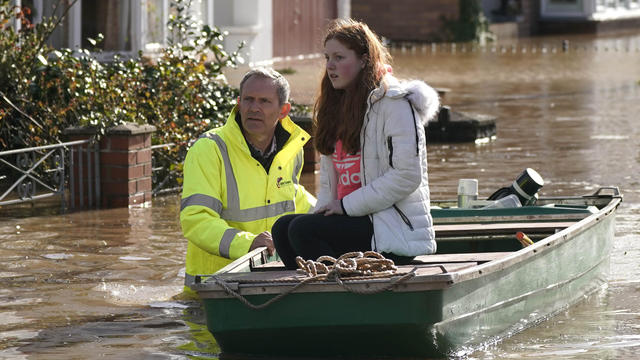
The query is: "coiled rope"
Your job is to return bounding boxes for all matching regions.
[207,251,416,310]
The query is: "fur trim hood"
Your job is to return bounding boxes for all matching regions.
[370,75,440,124]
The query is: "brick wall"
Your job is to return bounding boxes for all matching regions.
[351,0,459,42]
[100,124,156,208]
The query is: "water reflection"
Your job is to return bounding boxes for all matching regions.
[465,284,640,359]
[0,200,191,357]
[1,33,640,358]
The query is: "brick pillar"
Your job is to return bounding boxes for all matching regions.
[290,114,319,173]
[100,123,156,208]
[64,123,156,209]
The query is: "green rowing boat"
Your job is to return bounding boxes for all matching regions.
[190,187,622,358]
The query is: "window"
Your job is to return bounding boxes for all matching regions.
[81,1,132,51]
[25,0,223,56]
[144,0,167,50]
[543,0,585,16]
[547,0,584,10]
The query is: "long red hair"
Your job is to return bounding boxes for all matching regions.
[313,19,391,155]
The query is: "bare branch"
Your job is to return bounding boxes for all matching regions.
[0,90,44,130]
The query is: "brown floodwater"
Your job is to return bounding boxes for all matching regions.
[1,33,640,359]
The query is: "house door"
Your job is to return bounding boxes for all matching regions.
[272,0,337,58]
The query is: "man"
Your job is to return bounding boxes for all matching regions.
[180,67,316,293]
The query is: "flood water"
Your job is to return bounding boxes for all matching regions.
[2,33,640,359]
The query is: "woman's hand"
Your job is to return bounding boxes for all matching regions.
[314,199,344,216]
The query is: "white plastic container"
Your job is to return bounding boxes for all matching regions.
[457,179,478,208]
[482,194,522,209]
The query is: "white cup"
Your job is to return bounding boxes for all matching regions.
[457,179,478,208]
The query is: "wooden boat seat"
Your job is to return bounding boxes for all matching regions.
[433,221,575,238]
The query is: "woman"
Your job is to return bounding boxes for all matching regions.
[272,19,439,269]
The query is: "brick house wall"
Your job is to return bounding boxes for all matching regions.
[351,0,459,42]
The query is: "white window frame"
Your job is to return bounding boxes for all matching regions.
[141,0,169,54]
[592,0,640,19]
[542,0,640,18]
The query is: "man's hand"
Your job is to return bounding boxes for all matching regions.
[249,231,275,256]
[314,199,344,216]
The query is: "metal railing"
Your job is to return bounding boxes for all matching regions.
[0,140,182,212]
[0,140,100,211]
[68,140,101,209]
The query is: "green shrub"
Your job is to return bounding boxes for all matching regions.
[0,0,67,149]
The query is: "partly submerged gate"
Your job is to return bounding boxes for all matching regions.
[0,140,100,212]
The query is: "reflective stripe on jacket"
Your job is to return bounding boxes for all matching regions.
[180,106,316,286]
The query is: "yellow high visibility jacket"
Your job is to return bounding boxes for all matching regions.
[180,106,316,290]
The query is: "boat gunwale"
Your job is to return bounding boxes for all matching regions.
[449,195,621,284]
[433,212,592,225]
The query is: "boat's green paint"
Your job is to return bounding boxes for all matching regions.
[195,192,620,358]
[207,291,446,357]
[436,236,524,254]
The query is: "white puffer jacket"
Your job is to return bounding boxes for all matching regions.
[316,75,440,256]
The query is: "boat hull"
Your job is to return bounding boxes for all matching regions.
[434,212,613,350]
[197,195,619,358]
[209,292,445,357]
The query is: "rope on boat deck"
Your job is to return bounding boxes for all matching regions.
[297,251,397,278]
[208,251,417,310]
[296,251,418,296]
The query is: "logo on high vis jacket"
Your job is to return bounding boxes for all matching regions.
[276,176,292,188]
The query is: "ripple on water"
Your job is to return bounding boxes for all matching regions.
[0,312,34,328]
[41,253,74,260]
[119,256,152,261]
[0,239,44,251]
[148,301,192,309]
[94,282,183,305]
[590,135,630,140]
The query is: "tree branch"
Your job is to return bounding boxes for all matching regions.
[0,90,44,129]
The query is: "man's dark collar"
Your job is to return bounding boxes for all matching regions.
[235,113,290,170]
